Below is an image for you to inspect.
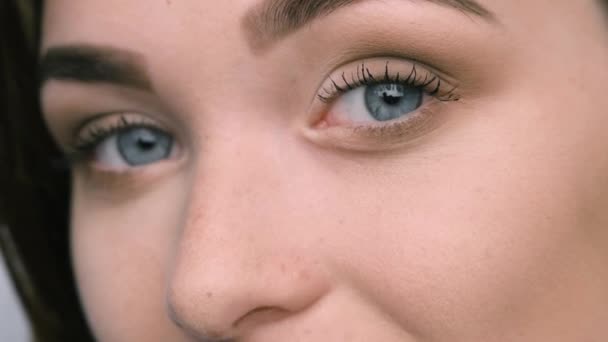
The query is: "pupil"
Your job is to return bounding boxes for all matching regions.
[382,92,402,105]
[136,135,157,150]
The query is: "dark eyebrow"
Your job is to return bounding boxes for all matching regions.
[39,45,152,91]
[243,0,494,51]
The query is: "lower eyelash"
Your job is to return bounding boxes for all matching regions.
[317,61,460,104]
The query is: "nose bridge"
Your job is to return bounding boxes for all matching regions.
[166,134,329,339]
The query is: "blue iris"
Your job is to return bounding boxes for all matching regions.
[364,83,423,121]
[117,127,172,166]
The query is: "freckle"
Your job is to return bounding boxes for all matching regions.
[206,292,213,298]
[280,263,286,273]
[190,209,204,225]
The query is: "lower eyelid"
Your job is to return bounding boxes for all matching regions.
[323,90,435,127]
[349,95,440,135]
[73,161,169,198]
[72,143,186,195]
[353,102,437,137]
[305,100,449,153]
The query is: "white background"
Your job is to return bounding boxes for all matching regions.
[0,251,31,342]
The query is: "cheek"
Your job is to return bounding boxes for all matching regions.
[67,86,608,341]
[319,93,608,339]
[70,173,189,341]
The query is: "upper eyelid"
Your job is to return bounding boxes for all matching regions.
[317,60,460,103]
[63,113,168,159]
[74,112,167,140]
[319,55,461,85]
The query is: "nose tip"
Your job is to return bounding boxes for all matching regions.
[166,254,329,340]
[164,136,330,339]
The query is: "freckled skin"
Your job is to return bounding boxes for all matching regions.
[41,0,608,341]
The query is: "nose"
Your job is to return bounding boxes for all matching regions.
[166,142,329,340]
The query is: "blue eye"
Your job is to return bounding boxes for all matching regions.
[77,123,175,170]
[317,62,457,127]
[117,127,173,166]
[364,83,423,121]
[326,82,426,125]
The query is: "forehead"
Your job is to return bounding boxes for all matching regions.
[41,0,602,48]
[39,0,498,48]
[41,0,247,49]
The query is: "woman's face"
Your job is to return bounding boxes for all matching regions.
[40,0,608,340]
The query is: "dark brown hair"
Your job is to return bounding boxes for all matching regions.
[0,0,93,340]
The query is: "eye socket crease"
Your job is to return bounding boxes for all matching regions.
[242,0,496,52]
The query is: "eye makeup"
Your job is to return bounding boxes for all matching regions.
[317,60,459,104]
[305,57,462,152]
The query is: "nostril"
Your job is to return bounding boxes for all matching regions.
[167,294,234,342]
[233,306,290,331]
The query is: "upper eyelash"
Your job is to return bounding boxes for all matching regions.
[317,61,460,103]
[69,115,158,160]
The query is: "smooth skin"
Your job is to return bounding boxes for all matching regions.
[41,0,608,341]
